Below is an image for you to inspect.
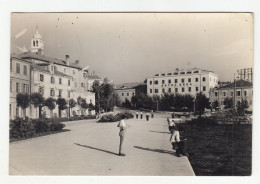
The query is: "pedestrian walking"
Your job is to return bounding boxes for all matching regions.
[168,119,175,132]
[146,112,150,121]
[136,111,139,119]
[117,114,127,156]
[151,110,154,118]
[140,111,143,119]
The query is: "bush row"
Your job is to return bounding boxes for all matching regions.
[98,112,134,122]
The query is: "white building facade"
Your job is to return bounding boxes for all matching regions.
[147,68,218,98]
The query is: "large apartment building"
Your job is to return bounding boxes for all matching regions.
[10,29,96,119]
[146,68,218,98]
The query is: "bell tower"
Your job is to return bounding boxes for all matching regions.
[31,27,43,54]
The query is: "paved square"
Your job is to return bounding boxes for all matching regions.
[9,112,194,175]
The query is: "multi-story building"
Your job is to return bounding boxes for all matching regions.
[86,73,103,92]
[146,68,218,98]
[10,29,96,119]
[236,68,253,83]
[116,82,147,103]
[10,56,31,119]
[209,79,253,110]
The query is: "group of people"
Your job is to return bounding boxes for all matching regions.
[116,114,189,157]
[135,110,154,121]
[168,118,189,157]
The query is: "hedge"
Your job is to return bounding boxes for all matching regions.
[98,112,134,122]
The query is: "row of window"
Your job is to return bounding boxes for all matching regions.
[150,77,207,85]
[39,87,71,98]
[39,74,85,88]
[150,86,207,94]
[12,63,28,76]
[121,92,135,97]
[10,81,29,93]
[214,90,249,97]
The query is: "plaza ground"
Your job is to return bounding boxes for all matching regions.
[9,111,194,176]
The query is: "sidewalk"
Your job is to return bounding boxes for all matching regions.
[9,113,195,175]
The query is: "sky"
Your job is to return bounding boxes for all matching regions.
[11,13,253,84]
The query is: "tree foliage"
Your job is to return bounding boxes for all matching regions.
[195,92,210,116]
[56,98,68,110]
[69,99,77,109]
[237,99,249,116]
[44,97,56,111]
[30,92,45,108]
[224,97,233,109]
[16,93,30,109]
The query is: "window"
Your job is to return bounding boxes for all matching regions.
[155,89,158,93]
[16,107,19,117]
[64,68,66,73]
[33,41,35,47]
[127,93,129,96]
[122,93,124,96]
[73,70,75,74]
[68,80,71,86]
[215,92,218,97]
[51,77,55,84]
[23,65,27,75]
[175,79,178,83]
[188,87,191,92]
[231,91,233,96]
[196,87,199,92]
[22,84,29,93]
[162,89,165,93]
[175,88,178,92]
[74,82,77,87]
[58,90,62,97]
[36,40,38,46]
[59,78,62,84]
[203,77,206,82]
[182,88,185,92]
[9,104,12,118]
[40,74,44,82]
[39,86,44,95]
[203,86,206,91]
[50,89,55,96]
[150,89,152,93]
[181,78,185,83]
[188,78,191,82]
[168,88,171,93]
[132,92,134,96]
[168,79,171,84]
[244,91,247,96]
[81,83,85,87]
[16,63,20,73]
[162,80,165,84]
[223,92,226,96]
[150,81,152,85]
[54,66,57,71]
[10,81,12,92]
[237,91,241,96]
[68,91,70,98]
[51,66,54,71]
[16,83,20,92]
[154,80,158,85]
[195,78,198,82]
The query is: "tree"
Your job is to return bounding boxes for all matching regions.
[30,92,45,118]
[80,98,89,115]
[195,92,210,117]
[45,97,56,118]
[212,100,220,110]
[16,93,30,118]
[56,97,68,117]
[224,97,233,109]
[237,99,249,116]
[122,98,132,108]
[68,99,76,117]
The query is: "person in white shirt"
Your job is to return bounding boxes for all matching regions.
[117,115,127,156]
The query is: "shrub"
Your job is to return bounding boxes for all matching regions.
[98,112,134,122]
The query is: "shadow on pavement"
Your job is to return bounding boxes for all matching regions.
[149,130,170,134]
[74,143,118,156]
[133,146,175,155]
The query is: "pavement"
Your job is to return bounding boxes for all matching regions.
[9,111,195,176]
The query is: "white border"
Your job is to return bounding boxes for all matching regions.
[1,0,260,184]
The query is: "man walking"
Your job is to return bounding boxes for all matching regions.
[117,114,127,156]
[136,111,139,119]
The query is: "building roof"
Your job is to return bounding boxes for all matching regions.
[150,67,216,78]
[116,82,142,90]
[218,79,253,89]
[18,52,83,70]
[87,74,102,80]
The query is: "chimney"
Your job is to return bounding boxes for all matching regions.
[75,60,79,65]
[65,55,70,66]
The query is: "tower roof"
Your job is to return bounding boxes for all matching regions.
[33,29,42,39]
